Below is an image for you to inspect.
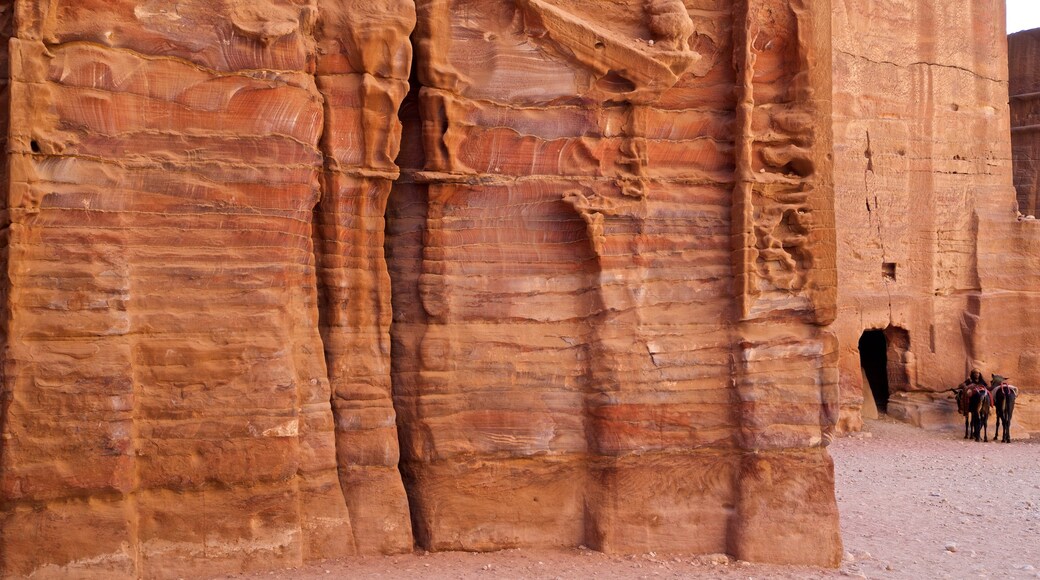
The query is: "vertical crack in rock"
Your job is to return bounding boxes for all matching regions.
[559,184,609,552]
[863,131,895,322]
[564,99,662,552]
[386,61,430,549]
[864,130,874,173]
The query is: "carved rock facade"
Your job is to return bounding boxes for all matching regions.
[0,0,1027,577]
[833,0,1039,435]
[392,0,838,561]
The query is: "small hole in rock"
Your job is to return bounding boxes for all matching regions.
[596,70,636,94]
[30,140,40,153]
[783,158,815,178]
[882,262,896,281]
[594,41,605,50]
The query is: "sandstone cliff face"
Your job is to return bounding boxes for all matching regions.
[992,26,1040,433]
[1,1,844,577]
[830,0,1034,432]
[392,0,839,561]
[1,1,411,576]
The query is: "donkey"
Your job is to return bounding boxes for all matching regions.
[954,369,986,439]
[991,376,1019,443]
[969,385,992,442]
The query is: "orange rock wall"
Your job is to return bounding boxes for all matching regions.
[831,0,1022,431]
[312,0,416,556]
[0,1,411,576]
[390,0,839,562]
[992,26,1040,432]
[1,0,845,576]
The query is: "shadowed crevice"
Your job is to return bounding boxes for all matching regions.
[386,52,429,549]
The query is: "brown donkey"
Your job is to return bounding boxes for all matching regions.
[991,375,1019,443]
[969,385,992,442]
[954,369,986,439]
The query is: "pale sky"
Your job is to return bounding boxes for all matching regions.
[1008,0,1040,34]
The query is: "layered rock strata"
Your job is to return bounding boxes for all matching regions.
[312,0,415,555]
[0,0,846,577]
[391,0,839,563]
[0,1,411,576]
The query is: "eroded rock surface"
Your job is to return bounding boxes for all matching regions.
[1,1,411,576]
[393,0,839,565]
[0,0,857,577]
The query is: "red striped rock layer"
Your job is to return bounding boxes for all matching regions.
[390,0,839,564]
[1,1,412,577]
[0,0,842,576]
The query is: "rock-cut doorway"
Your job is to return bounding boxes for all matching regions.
[859,329,890,414]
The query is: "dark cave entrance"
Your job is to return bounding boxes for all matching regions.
[859,329,891,413]
[858,326,913,415]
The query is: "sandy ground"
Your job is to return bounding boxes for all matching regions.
[222,418,1040,580]
[832,417,1040,579]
